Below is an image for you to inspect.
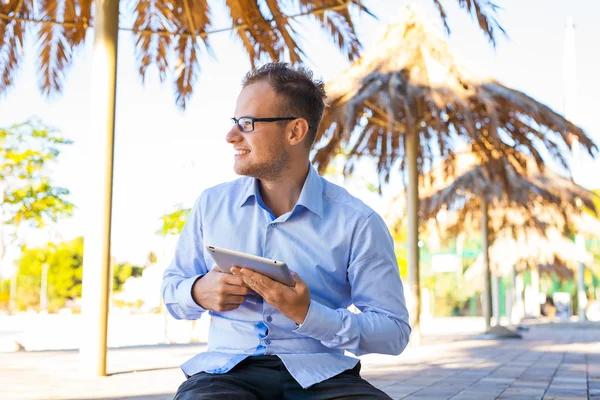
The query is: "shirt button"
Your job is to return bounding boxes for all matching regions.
[272,223,277,227]
[263,339,271,345]
[266,316,272,322]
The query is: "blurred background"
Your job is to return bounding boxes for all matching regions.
[0,0,599,394]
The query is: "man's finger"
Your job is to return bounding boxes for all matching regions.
[220,284,253,296]
[239,268,275,289]
[220,271,248,286]
[217,304,241,312]
[291,271,302,283]
[238,275,266,297]
[223,294,247,305]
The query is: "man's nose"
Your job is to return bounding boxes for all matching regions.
[226,125,241,144]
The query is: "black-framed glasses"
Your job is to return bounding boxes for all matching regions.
[231,116,311,133]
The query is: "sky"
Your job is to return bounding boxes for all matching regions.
[1,0,599,272]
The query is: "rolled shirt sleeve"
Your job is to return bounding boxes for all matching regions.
[161,195,208,320]
[294,212,411,356]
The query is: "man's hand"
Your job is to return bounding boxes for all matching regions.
[192,267,254,312]
[231,267,310,325]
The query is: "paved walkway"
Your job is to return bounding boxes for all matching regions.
[2,320,599,400]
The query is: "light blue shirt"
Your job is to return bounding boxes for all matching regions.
[162,164,410,388]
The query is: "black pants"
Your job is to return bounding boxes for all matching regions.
[173,355,391,400]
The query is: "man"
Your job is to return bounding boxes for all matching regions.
[162,62,410,399]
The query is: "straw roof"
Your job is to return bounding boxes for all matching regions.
[0,0,504,109]
[386,150,599,239]
[313,7,597,189]
[421,157,597,236]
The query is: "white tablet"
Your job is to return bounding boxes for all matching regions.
[205,244,295,287]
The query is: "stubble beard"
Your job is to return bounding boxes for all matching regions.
[234,140,290,181]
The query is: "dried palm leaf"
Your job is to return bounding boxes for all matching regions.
[132,0,176,83]
[0,0,30,96]
[1,0,507,109]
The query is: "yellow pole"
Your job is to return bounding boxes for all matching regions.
[406,130,421,343]
[79,0,119,377]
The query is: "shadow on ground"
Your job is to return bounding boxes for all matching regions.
[71,395,173,400]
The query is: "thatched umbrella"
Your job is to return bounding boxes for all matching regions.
[419,155,598,237]
[313,8,597,339]
[1,0,511,376]
[418,154,598,329]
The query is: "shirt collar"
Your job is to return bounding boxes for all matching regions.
[295,164,323,219]
[238,164,323,219]
[239,178,259,208]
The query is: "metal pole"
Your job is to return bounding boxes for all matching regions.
[492,274,500,326]
[563,17,587,322]
[406,130,421,343]
[80,0,119,377]
[456,232,465,285]
[576,234,587,320]
[40,263,49,313]
[505,281,513,326]
[481,198,492,330]
[531,266,540,317]
[509,264,517,324]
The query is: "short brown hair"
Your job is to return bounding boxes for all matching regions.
[242,62,326,149]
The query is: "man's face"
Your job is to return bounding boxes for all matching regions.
[226,81,291,180]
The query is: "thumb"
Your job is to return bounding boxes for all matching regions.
[291,271,305,287]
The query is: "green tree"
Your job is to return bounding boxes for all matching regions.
[0,120,74,268]
[16,237,83,312]
[392,223,409,278]
[113,262,144,292]
[14,237,148,311]
[157,205,191,236]
[585,189,600,217]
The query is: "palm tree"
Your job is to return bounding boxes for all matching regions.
[312,8,598,341]
[418,153,598,329]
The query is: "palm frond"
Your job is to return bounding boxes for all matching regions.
[297,0,361,62]
[319,5,361,61]
[0,0,509,109]
[265,0,303,64]
[455,0,506,46]
[132,0,175,83]
[169,0,212,107]
[0,22,24,96]
[174,35,200,109]
[0,0,30,96]
[36,0,88,97]
[431,0,450,35]
[64,0,91,46]
[185,0,212,55]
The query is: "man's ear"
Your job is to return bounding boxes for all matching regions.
[288,118,310,147]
